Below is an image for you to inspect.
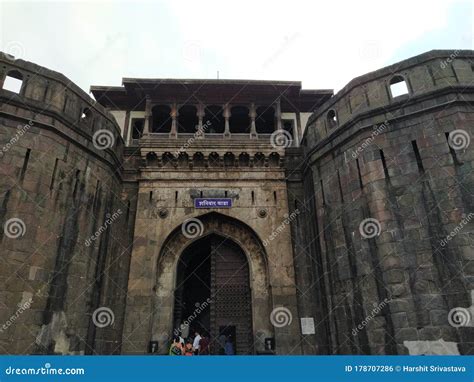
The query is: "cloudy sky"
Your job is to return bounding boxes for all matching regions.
[0,0,472,95]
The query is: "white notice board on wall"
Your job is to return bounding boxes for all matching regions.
[301,317,315,335]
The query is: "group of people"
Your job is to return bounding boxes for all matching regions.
[168,328,235,356]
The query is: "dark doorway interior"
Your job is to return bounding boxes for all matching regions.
[173,234,253,354]
[174,239,211,338]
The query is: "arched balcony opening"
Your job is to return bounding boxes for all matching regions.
[203,105,225,134]
[208,152,220,167]
[178,105,198,134]
[224,152,235,167]
[230,106,250,134]
[152,105,172,133]
[254,152,265,166]
[389,75,409,98]
[268,152,280,167]
[177,152,189,168]
[2,70,23,94]
[239,152,250,167]
[146,152,158,166]
[256,106,275,134]
[162,152,175,167]
[193,152,205,167]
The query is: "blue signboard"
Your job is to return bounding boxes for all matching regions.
[194,198,232,208]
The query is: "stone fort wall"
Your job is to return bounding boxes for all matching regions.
[298,50,474,354]
[0,49,473,355]
[0,53,136,354]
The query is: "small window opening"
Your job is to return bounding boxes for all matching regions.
[80,107,91,121]
[379,150,390,179]
[50,158,59,191]
[327,110,337,128]
[2,71,23,94]
[149,191,153,203]
[320,179,326,205]
[411,141,425,174]
[175,191,178,203]
[356,158,364,190]
[337,171,344,203]
[273,191,277,203]
[19,148,31,181]
[251,191,255,205]
[389,76,409,98]
[445,132,462,166]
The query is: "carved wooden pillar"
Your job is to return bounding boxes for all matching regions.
[223,104,231,138]
[250,103,257,139]
[143,96,152,135]
[170,103,178,138]
[197,104,205,137]
[275,98,282,131]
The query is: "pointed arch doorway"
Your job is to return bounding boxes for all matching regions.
[173,234,253,355]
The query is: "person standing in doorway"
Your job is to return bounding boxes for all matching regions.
[169,336,183,356]
[224,335,235,355]
[192,329,202,355]
[199,332,210,355]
